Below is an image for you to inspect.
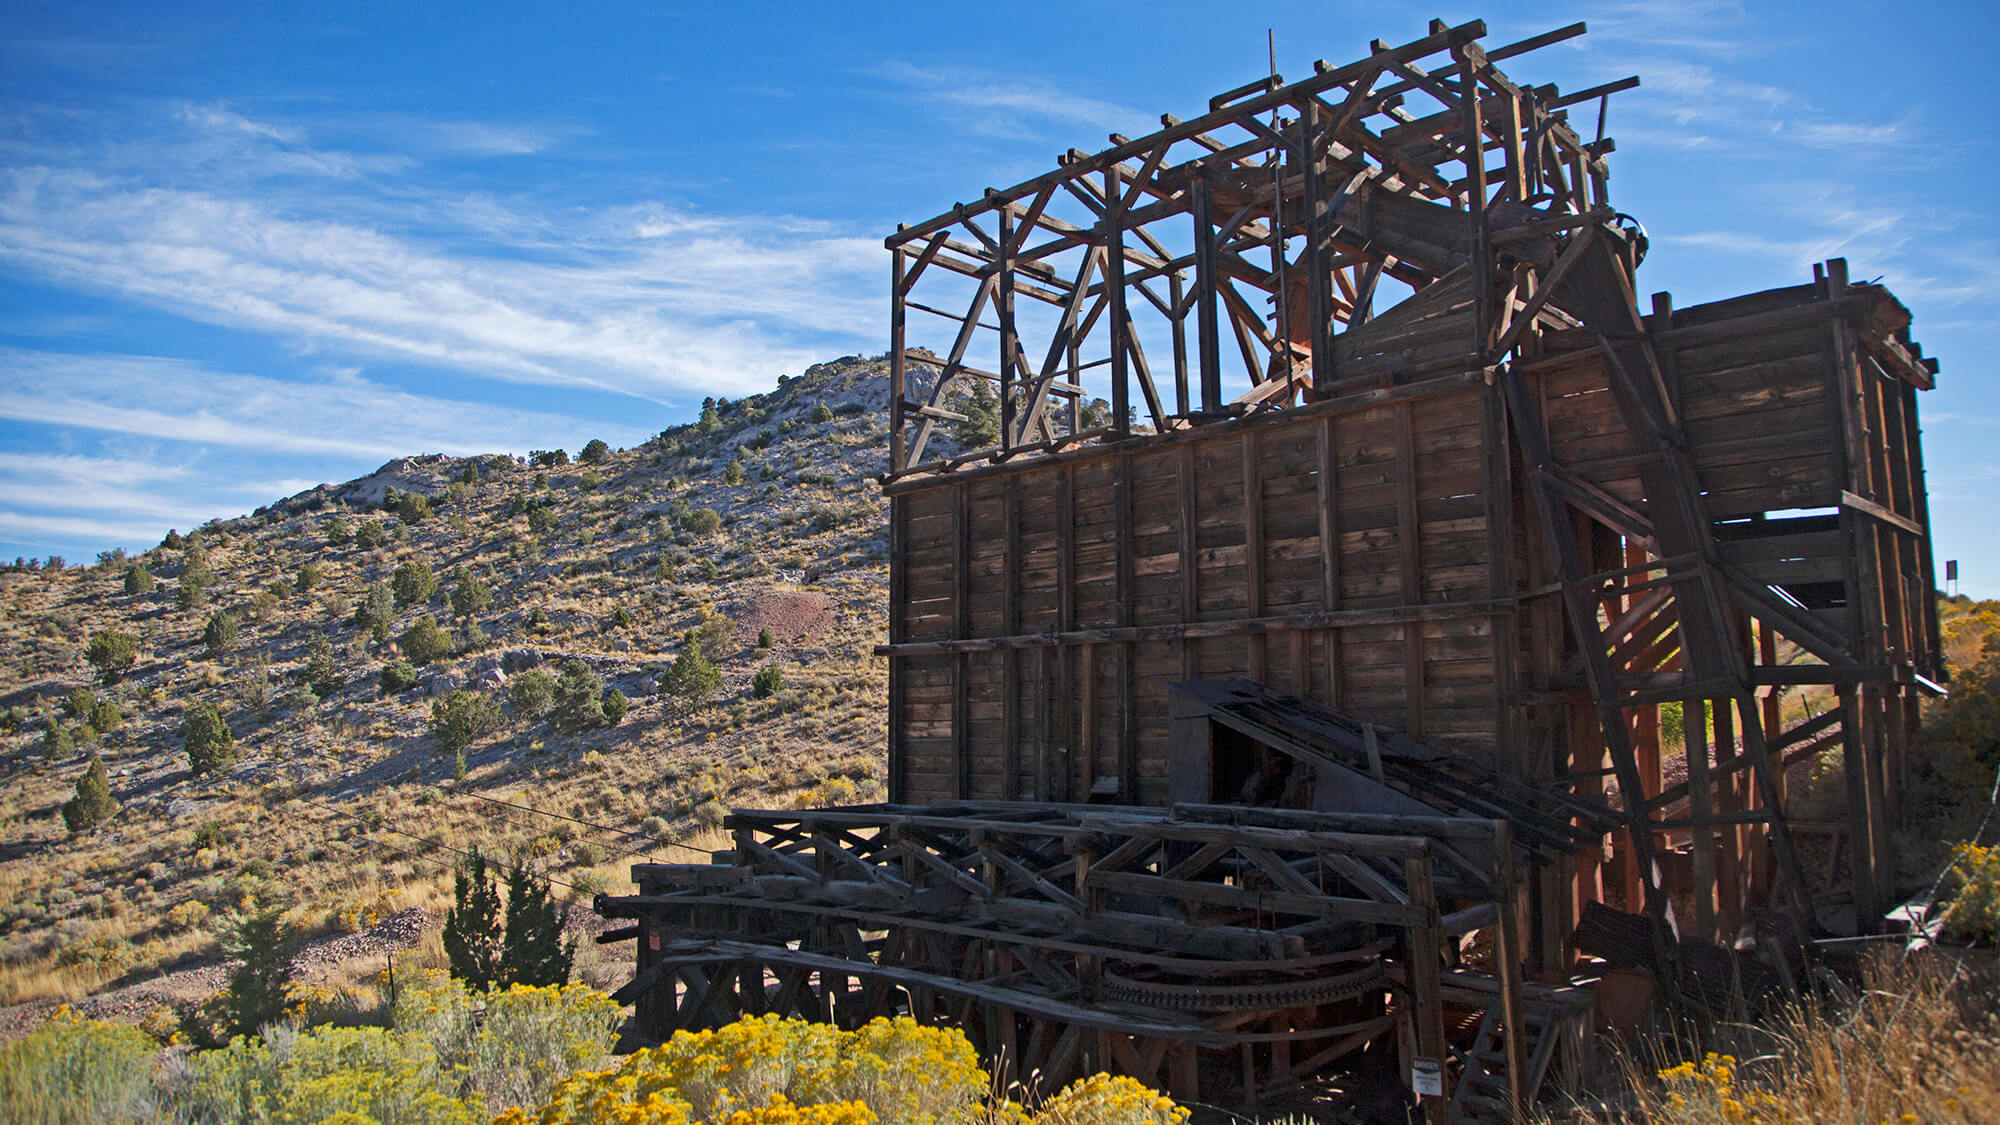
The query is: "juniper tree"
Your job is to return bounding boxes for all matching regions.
[501,862,574,988]
[509,668,557,720]
[355,581,395,642]
[212,909,297,1039]
[443,850,504,991]
[84,630,139,684]
[399,615,452,665]
[182,702,234,776]
[61,757,117,834]
[550,659,606,733]
[391,561,438,608]
[449,567,491,618]
[202,610,239,655]
[303,632,342,699]
[661,640,721,714]
[123,564,156,595]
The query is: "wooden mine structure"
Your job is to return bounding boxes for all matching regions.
[602,18,1943,1123]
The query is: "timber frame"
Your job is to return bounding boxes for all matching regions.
[608,17,1945,1123]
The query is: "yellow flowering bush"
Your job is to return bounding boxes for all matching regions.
[0,1006,158,1124]
[503,1015,988,1125]
[184,1024,485,1125]
[1029,1075,1188,1125]
[1941,841,2000,946]
[394,970,623,1112]
[1658,1053,1782,1124]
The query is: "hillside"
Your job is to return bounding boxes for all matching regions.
[0,354,911,1018]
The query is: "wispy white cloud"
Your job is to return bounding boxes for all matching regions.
[0,348,659,554]
[0,349,650,460]
[0,101,881,402]
[871,61,1146,138]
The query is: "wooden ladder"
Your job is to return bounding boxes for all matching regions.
[1446,993,1583,1123]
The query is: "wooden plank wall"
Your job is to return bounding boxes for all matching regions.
[886,277,1939,816]
[888,381,1513,805]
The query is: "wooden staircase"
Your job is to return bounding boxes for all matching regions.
[1447,987,1594,1123]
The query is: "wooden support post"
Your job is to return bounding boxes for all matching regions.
[1685,698,1717,942]
[1865,687,1895,920]
[1106,165,1130,436]
[1839,688,1879,932]
[888,496,908,803]
[1002,477,1022,799]
[1712,697,1742,927]
[1397,402,1425,738]
[1191,167,1223,414]
[1317,413,1342,706]
[1492,821,1530,1117]
[998,210,1018,454]
[954,486,972,800]
[1243,430,1266,682]
[1405,854,1451,1125]
[891,247,908,470]
[1117,454,1137,801]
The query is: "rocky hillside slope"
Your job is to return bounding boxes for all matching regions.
[0,354,906,1014]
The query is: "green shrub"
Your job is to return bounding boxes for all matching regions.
[303,633,342,699]
[203,610,239,655]
[85,630,139,684]
[723,460,745,486]
[608,607,633,630]
[192,820,230,851]
[752,664,785,699]
[324,513,353,544]
[551,660,606,734]
[380,660,420,695]
[400,616,453,665]
[182,703,234,776]
[579,439,611,464]
[756,627,774,649]
[810,401,835,423]
[432,690,500,754]
[62,687,95,719]
[526,507,558,537]
[40,724,74,761]
[601,689,628,725]
[660,642,721,714]
[396,492,433,523]
[0,1008,158,1124]
[502,864,574,989]
[176,574,207,612]
[199,909,297,1042]
[184,1023,480,1125]
[296,561,324,592]
[449,567,492,617]
[88,697,122,733]
[61,757,117,834]
[392,561,439,608]
[509,668,557,720]
[955,378,1000,447]
[391,972,618,1113]
[444,851,504,991]
[355,581,395,642]
[122,564,155,596]
[355,520,387,550]
[1944,841,2000,946]
[681,507,722,537]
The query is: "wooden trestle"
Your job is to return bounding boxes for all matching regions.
[605,16,1945,1123]
[599,802,1595,1122]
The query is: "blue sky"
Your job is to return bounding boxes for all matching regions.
[3,1,1997,590]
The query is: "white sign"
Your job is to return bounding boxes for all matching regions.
[1411,1056,1444,1097]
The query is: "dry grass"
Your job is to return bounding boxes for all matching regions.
[1548,952,2000,1124]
